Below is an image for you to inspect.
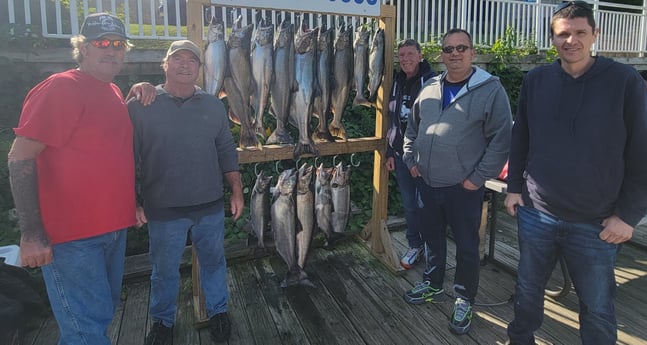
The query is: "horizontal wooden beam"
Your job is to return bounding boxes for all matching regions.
[237,137,386,164]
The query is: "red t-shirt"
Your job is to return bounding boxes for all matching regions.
[14,69,136,244]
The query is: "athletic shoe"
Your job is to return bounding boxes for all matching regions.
[144,321,172,345]
[400,245,424,269]
[449,298,473,335]
[403,280,445,304]
[209,312,231,343]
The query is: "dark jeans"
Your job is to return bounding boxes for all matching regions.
[393,152,424,248]
[416,181,484,302]
[507,206,618,345]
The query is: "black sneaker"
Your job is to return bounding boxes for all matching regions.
[144,321,172,345]
[209,312,231,343]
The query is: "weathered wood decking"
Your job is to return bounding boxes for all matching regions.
[22,214,647,345]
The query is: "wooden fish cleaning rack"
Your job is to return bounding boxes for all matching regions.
[186,0,399,326]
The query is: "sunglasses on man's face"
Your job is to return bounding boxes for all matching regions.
[442,45,470,54]
[554,1,593,14]
[89,39,127,49]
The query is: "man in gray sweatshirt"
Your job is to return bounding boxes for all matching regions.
[402,29,512,335]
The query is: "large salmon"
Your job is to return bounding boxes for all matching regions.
[331,161,351,234]
[267,19,296,145]
[204,18,226,97]
[295,163,314,271]
[227,16,257,148]
[250,170,272,250]
[312,26,335,143]
[329,24,353,140]
[315,163,343,249]
[271,169,299,287]
[251,19,274,141]
[367,27,385,103]
[352,25,371,107]
[291,22,319,158]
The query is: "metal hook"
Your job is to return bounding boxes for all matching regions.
[333,155,339,166]
[350,153,360,167]
[275,160,281,174]
[314,156,320,168]
[254,162,261,176]
[295,158,301,170]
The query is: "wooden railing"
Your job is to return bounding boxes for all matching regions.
[4,0,647,54]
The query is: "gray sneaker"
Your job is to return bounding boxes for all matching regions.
[403,281,446,304]
[400,246,424,269]
[449,298,473,335]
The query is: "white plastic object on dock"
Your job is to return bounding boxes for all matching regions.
[0,245,21,266]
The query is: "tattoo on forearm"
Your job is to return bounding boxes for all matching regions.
[8,159,49,245]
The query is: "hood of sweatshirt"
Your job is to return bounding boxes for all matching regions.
[394,59,434,84]
[434,66,498,103]
[552,56,614,134]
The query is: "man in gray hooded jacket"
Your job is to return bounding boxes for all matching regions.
[402,28,512,336]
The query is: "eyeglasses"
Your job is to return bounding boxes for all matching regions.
[441,45,470,54]
[89,39,127,49]
[554,1,593,15]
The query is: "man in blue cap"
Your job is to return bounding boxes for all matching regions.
[8,12,150,344]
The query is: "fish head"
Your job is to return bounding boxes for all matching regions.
[316,164,334,184]
[299,162,314,180]
[229,23,253,49]
[317,27,333,51]
[295,26,319,54]
[334,25,352,50]
[355,25,370,46]
[254,24,274,46]
[275,20,294,48]
[275,168,296,195]
[369,28,385,56]
[331,162,351,187]
[254,170,273,192]
[297,163,314,191]
[207,22,224,43]
[283,170,298,194]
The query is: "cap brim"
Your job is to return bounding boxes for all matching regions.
[92,32,129,40]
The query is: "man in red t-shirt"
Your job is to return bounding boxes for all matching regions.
[7,13,151,345]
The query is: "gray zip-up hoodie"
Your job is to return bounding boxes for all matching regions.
[402,66,512,188]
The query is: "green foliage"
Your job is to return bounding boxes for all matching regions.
[0,140,19,246]
[482,27,535,115]
[488,27,538,62]
[0,58,51,248]
[544,46,559,63]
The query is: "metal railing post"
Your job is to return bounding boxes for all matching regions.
[640,0,647,57]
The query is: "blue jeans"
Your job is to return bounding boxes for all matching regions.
[41,229,127,345]
[507,206,618,345]
[416,182,484,302]
[146,204,228,327]
[393,152,424,248]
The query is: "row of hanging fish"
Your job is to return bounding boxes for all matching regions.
[203,15,385,157]
[248,161,352,287]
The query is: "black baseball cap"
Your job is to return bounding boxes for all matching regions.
[80,13,128,40]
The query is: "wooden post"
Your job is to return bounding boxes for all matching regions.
[360,4,401,273]
[187,0,210,328]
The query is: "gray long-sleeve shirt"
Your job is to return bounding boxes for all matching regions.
[128,85,239,208]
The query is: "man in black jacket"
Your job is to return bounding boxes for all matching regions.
[505,2,647,344]
[385,39,436,269]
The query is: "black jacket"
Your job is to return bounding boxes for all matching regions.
[386,60,435,158]
[508,56,647,226]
